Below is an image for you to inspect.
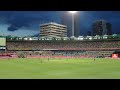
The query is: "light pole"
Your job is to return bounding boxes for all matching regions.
[69,11,77,37]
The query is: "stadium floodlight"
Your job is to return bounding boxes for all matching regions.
[89,37,92,40]
[69,11,77,37]
[69,11,77,14]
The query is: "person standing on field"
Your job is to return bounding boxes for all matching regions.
[94,57,96,61]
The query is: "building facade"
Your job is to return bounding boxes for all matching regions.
[92,20,112,36]
[40,22,67,38]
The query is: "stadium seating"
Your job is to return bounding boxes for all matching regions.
[6,40,120,58]
[6,41,120,51]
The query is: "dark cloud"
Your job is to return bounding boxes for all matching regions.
[0,11,58,31]
[7,17,32,31]
[8,25,19,31]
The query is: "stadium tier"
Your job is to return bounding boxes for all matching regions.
[6,40,120,51]
[3,40,120,58]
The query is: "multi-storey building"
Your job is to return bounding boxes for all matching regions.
[92,20,112,36]
[40,22,67,38]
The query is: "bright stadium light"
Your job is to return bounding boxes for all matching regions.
[69,11,77,14]
[69,11,77,37]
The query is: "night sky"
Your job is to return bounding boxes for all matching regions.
[0,11,120,37]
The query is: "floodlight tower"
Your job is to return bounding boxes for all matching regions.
[69,11,77,37]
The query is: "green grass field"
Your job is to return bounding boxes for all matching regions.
[0,58,120,79]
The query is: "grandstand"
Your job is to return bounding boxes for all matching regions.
[1,34,120,58]
[5,39,120,58]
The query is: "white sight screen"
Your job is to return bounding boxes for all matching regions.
[0,38,6,46]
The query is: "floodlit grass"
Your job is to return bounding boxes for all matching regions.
[0,58,120,79]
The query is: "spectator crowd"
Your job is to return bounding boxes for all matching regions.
[6,41,120,51]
